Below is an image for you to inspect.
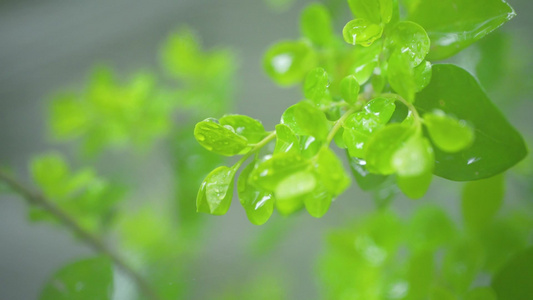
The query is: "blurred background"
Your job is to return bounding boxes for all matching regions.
[0,0,532,299]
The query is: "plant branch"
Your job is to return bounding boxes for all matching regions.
[0,171,160,300]
[381,93,422,125]
[326,107,358,146]
[235,131,277,168]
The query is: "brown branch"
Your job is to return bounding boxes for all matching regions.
[0,171,160,300]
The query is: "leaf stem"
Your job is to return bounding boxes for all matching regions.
[235,131,277,168]
[325,107,358,146]
[0,171,160,300]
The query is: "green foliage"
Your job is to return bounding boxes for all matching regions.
[30,153,124,233]
[320,206,533,299]
[40,257,113,300]
[194,0,527,223]
[415,64,527,181]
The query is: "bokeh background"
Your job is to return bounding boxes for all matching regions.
[1,0,532,299]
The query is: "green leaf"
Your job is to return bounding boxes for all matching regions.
[304,186,333,218]
[443,239,484,294]
[340,75,360,105]
[365,123,415,174]
[281,102,330,140]
[197,166,236,215]
[404,0,516,60]
[343,111,382,158]
[415,64,527,181]
[465,287,497,300]
[430,286,458,300]
[347,40,382,84]
[303,67,329,103]
[346,154,389,191]
[347,0,393,24]
[238,161,274,225]
[263,40,317,86]
[342,19,384,47]
[300,136,323,158]
[315,148,351,196]
[406,251,435,299]
[364,97,396,124]
[392,135,434,199]
[219,114,267,144]
[407,206,456,252]
[31,153,70,199]
[275,195,304,216]
[40,257,113,300]
[275,170,317,200]
[462,175,504,231]
[492,247,533,300]
[249,152,311,192]
[387,21,430,67]
[300,3,333,46]
[423,110,474,153]
[194,118,249,156]
[388,57,432,102]
[274,124,300,154]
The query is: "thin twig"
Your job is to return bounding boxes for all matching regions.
[0,171,160,300]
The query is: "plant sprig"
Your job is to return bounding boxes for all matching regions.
[194,0,527,224]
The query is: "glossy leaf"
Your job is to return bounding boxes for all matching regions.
[365,124,415,174]
[315,148,351,196]
[340,75,360,105]
[423,111,474,153]
[492,247,533,300]
[347,40,382,84]
[249,152,311,192]
[219,114,267,144]
[274,124,300,154]
[346,154,389,191]
[404,0,516,60]
[300,3,333,46]
[197,166,236,215]
[415,64,527,181]
[462,175,504,230]
[263,40,317,86]
[40,257,113,300]
[364,97,396,124]
[342,19,383,47]
[281,102,330,140]
[343,111,382,158]
[388,57,432,102]
[303,67,329,103]
[387,21,430,67]
[194,118,249,156]
[238,161,274,225]
[300,135,323,158]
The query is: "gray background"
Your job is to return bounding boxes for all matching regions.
[1,0,532,299]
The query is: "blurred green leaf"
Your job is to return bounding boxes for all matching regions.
[263,40,317,86]
[423,110,474,153]
[415,64,527,181]
[303,67,329,103]
[315,148,351,196]
[492,247,533,300]
[404,0,515,60]
[40,256,113,300]
[462,175,504,231]
[347,0,393,24]
[465,287,497,300]
[407,206,456,252]
[443,238,484,294]
[340,75,360,105]
[300,3,333,46]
